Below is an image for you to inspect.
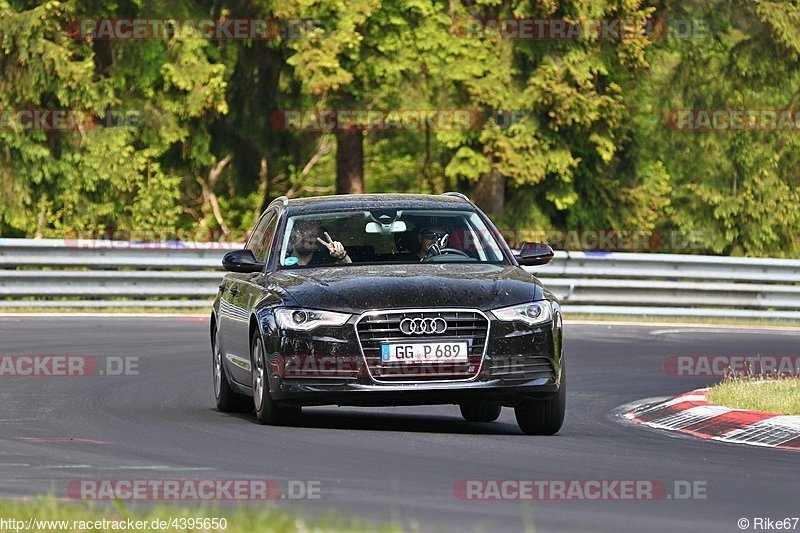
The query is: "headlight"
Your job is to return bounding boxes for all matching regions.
[491,301,553,326]
[274,308,351,331]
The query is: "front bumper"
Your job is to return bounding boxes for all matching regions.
[257,307,563,408]
[274,380,559,407]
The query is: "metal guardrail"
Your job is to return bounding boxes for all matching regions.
[0,238,232,268]
[1,239,799,319]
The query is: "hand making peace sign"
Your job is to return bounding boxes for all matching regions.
[316,232,348,260]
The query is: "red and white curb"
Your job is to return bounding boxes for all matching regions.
[624,388,800,451]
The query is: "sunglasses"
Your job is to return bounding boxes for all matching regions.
[421,231,447,240]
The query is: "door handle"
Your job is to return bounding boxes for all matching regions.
[230,287,239,296]
[218,284,226,293]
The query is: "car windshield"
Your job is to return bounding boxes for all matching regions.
[277,209,507,268]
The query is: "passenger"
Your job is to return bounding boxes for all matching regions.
[287,220,351,266]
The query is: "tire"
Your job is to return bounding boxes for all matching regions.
[251,331,301,425]
[459,401,502,423]
[514,365,566,435]
[213,330,250,413]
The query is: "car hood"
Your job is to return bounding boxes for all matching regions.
[270,263,543,313]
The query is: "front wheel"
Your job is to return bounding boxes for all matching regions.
[251,331,301,425]
[213,331,250,413]
[514,366,566,435]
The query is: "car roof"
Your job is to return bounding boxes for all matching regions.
[283,193,475,214]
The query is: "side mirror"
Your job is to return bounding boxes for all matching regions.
[222,249,264,273]
[515,242,554,266]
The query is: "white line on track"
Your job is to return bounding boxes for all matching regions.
[25,465,216,471]
[567,320,800,333]
[648,328,800,336]
[0,313,206,319]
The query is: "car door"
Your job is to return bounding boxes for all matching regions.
[225,210,279,385]
[218,211,272,384]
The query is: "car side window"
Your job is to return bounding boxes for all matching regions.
[245,213,269,255]
[251,213,278,263]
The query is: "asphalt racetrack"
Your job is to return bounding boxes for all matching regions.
[0,317,797,532]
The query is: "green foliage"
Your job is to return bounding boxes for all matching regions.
[0,0,228,237]
[0,0,797,257]
[638,0,800,256]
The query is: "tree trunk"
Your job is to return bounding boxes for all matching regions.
[336,129,364,194]
[474,168,505,215]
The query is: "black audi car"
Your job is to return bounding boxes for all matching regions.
[211,193,564,434]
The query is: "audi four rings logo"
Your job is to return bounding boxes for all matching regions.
[399,317,448,335]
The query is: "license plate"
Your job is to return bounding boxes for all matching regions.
[381,342,469,364]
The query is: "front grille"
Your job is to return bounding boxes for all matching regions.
[488,355,555,383]
[356,310,488,381]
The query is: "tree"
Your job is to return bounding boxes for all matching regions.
[637,0,800,256]
[443,0,661,227]
[0,0,228,238]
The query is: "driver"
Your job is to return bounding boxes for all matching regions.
[287,220,351,266]
[417,225,450,260]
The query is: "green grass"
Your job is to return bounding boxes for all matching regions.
[0,498,400,532]
[707,377,800,415]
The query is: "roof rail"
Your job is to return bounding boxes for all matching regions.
[441,192,471,202]
[268,195,289,208]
